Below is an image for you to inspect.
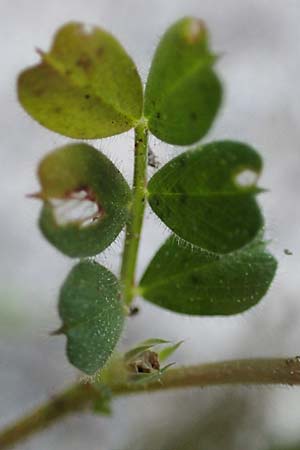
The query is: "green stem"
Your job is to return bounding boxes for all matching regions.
[120,119,148,306]
[0,384,95,450]
[1,357,300,449]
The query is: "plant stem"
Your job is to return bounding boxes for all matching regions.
[1,357,300,449]
[120,119,148,306]
[0,383,95,450]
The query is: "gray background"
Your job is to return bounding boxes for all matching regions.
[1,0,300,449]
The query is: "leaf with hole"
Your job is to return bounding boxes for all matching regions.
[38,143,131,257]
[144,17,222,145]
[140,236,277,316]
[58,261,124,375]
[148,140,264,254]
[18,22,143,138]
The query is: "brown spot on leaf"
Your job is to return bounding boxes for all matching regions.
[76,54,92,71]
[33,87,45,97]
[97,47,104,57]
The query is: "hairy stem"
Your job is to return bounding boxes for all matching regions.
[120,119,148,306]
[0,384,95,450]
[1,357,300,449]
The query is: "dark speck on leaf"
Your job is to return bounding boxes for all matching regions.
[33,87,45,97]
[85,94,90,99]
[76,55,92,70]
[156,112,161,119]
[190,274,199,284]
[190,112,197,121]
[97,47,104,57]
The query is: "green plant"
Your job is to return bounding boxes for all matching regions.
[1,17,299,449]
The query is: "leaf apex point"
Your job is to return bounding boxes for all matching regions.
[49,325,65,336]
[26,191,43,200]
[35,47,45,57]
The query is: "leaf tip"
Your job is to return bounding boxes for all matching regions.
[49,324,66,336]
[184,17,207,44]
[26,191,43,200]
[35,47,45,58]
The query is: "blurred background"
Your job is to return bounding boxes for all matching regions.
[1,0,300,449]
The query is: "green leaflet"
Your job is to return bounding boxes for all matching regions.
[58,261,124,375]
[139,236,277,316]
[144,17,222,145]
[38,143,131,257]
[124,338,170,362]
[148,140,264,254]
[158,341,184,362]
[18,22,143,138]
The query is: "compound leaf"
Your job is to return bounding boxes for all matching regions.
[148,140,264,254]
[58,261,124,375]
[18,22,143,138]
[38,143,130,257]
[144,17,222,145]
[139,236,277,316]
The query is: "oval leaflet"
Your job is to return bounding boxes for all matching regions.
[140,236,277,316]
[18,22,143,139]
[144,17,222,145]
[58,261,125,375]
[148,140,264,254]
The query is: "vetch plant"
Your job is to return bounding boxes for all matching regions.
[1,17,299,449]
